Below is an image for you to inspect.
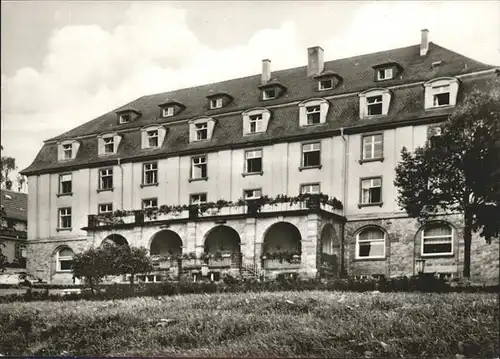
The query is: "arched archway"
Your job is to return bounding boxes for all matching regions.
[320,223,341,276]
[204,225,241,254]
[262,222,302,269]
[101,234,129,247]
[150,230,183,256]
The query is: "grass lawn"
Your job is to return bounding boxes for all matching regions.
[0,291,498,357]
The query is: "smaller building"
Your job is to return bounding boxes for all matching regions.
[0,189,28,272]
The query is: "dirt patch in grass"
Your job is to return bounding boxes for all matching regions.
[0,291,498,357]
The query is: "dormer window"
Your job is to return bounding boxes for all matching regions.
[306,105,321,125]
[358,89,391,119]
[367,95,383,116]
[147,130,159,147]
[116,108,141,124]
[263,89,276,100]
[57,140,80,161]
[62,144,72,160]
[98,132,122,156]
[162,107,174,117]
[141,125,166,149]
[242,108,271,136]
[189,117,216,143]
[424,77,459,110]
[298,98,329,127]
[196,123,208,140]
[158,99,185,118]
[119,114,131,124]
[318,79,333,91]
[314,70,343,92]
[103,137,114,154]
[376,68,393,81]
[372,62,402,82]
[432,86,450,107]
[206,92,233,110]
[210,98,222,109]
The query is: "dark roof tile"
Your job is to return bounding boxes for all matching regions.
[1,189,28,221]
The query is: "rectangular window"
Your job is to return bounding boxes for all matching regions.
[249,114,264,133]
[119,114,131,124]
[143,162,158,185]
[62,144,72,160]
[191,156,207,179]
[302,142,321,167]
[59,174,72,194]
[318,79,333,90]
[58,208,72,229]
[300,183,320,195]
[432,85,450,107]
[244,188,262,200]
[245,149,262,173]
[362,134,383,160]
[306,105,321,125]
[99,168,113,190]
[210,98,222,109]
[195,123,208,140]
[147,130,159,148]
[142,198,158,209]
[103,137,114,154]
[357,229,385,259]
[361,177,382,204]
[162,107,174,117]
[422,225,453,255]
[377,68,393,81]
[367,95,383,116]
[263,89,276,100]
[98,203,113,214]
[190,193,207,205]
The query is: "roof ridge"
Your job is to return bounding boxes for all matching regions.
[1,189,27,195]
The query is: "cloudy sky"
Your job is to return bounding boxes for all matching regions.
[2,1,499,174]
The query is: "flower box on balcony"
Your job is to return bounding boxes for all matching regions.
[263,258,301,270]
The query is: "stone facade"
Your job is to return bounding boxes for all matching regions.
[27,209,347,283]
[345,214,499,285]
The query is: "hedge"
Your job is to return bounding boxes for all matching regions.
[0,275,498,303]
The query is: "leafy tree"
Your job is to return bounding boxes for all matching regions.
[120,246,154,287]
[394,78,500,278]
[73,247,112,294]
[1,146,17,191]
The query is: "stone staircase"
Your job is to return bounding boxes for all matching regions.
[240,263,265,281]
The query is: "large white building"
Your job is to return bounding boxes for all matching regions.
[21,30,499,284]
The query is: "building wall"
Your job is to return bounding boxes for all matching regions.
[345,215,499,284]
[27,123,433,242]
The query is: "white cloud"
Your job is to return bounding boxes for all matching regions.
[2,1,499,174]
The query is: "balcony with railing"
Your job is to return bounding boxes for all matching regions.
[85,194,343,230]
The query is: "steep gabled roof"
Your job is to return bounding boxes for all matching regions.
[1,189,28,222]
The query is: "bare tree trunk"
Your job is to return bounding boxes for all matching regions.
[463,211,473,278]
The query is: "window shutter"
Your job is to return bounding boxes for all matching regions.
[141,130,149,149]
[382,92,391,115]
[319,102,329,123]
[242,114,250,135]
[97,138,105,155]
[449,81,459,106]
[207,119,216,140]
[158,128,166,147]
[57,145,64,161]
[299,106,307,127]
[262,111,271,132]
[72,142,80,159]
[189,123,197,143]
[359,96,368,119]
[114,135,122,152]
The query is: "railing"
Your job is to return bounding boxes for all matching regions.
[86,196,342,229]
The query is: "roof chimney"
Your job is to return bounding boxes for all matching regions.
[420,29,429,56]
[261,59,271,84]
[307,46,324,77]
